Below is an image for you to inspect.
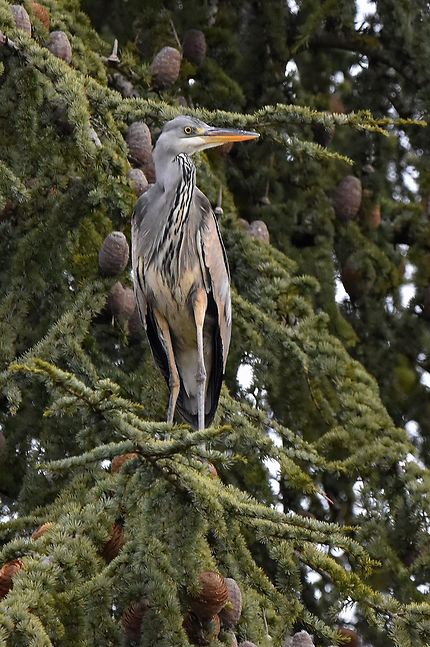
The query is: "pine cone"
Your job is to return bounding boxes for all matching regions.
[183,612,221,645]
[128,307,144,340]
[107,282,136,319]
[248,220,270,244]
[121,600,147,641]
[101,520,125,563]
[190,571,229,619]
[98,231,129,276]
[291,631,315,647]
[151,46,182,89]
[111,452,138,472]
[126,122,152,165]
[183,29,207,66]
[126,122,155,182]
[10,5,31,35]
[0,559,23,599]
[333,176,362,222]
[31,522,55,540]
[128,168,148,196]
[46,31,72,64]
[312,124,335,147]
[31,2,50,29]
[219,578,242,628]
[341,255,372,301]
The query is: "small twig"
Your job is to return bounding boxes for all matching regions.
[169,18,182,51]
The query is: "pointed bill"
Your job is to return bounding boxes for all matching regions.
[201,127,259,144]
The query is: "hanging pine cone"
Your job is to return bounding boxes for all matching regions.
[183,29,207,66]
[190,571,229,619]
[101,520,125,563]
[111,452,138,472]
[98,231,129,276]
[46,31,72,64]
[128,168,149,196]
[128,306,144,340]
[107,282,136,319]
[333,176,362,222]
[291,631,315,647]
[31,521,55,540]
[312,124,335,147]
[10,5,31,35]
[219,578,242,628]
[183,612,221,645]
[31,2,50,29]
[126,122,152,165]
[0,559,23,599]
[248,220,270,244]
[126,122,156,183]
[151,46,182,89]
[121,600,147,641]
[341,255,373,301]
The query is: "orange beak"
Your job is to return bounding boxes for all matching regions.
[200,127,259,144]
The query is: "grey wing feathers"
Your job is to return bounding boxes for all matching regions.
[132,190,171,388]
[196,189,232,369]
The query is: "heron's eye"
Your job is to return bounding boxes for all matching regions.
[184,126,193,135]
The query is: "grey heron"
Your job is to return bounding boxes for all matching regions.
[132,116,259,431]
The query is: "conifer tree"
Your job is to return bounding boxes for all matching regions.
[1,1,430,646]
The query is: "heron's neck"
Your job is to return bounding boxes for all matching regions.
[155,153,196,286]
[153,148,196,192]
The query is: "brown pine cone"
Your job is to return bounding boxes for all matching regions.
[219,578,242,628]
[10,5,31,35]
[333,176,362,222]
[0,559,24,599]
[121,600,147,641]
[183,29,207,66]
[46,31,72,64]
[190,571,228,619]
[111,452,138,472]
[151,46,182,89]
[31,2,50,29]
[101,521,125,563]
[98,231,129,276]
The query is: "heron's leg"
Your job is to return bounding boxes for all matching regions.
[192,289,208,432]
[153,309,180,425]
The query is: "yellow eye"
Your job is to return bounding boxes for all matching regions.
[184,126,192,134]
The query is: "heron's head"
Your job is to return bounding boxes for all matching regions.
[155,116,259,157]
